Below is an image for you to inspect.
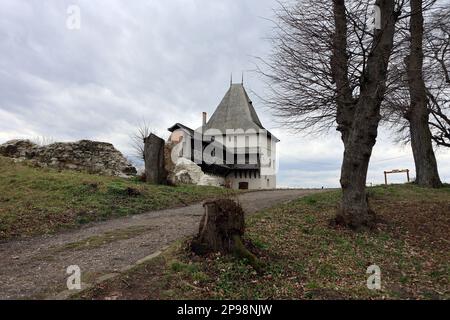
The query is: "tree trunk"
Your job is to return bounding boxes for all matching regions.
[333,0,399,229]
[409,113,442,187]
[406,0,442,188]
[144,133,167,184]
[337,139,376,228]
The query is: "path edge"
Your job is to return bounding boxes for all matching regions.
[48,246,169,300]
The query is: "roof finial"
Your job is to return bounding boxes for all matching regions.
[241,71,244,85]
[230,73,233,87]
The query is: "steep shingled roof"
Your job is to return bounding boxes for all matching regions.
[205,84,264,132]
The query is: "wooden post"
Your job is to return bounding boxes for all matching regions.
[406,169,410,182]
[384,171,388,185]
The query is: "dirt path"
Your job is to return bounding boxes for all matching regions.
[0,189,323,299]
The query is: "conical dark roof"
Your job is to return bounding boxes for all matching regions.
[205,84,264,132]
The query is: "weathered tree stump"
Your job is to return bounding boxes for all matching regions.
[191,199,263,272]
[144,133,167,184]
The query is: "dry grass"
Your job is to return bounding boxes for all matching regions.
[0,156,233,240]
[77,184,450,300]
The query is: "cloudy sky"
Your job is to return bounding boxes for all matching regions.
[1,0,449,188]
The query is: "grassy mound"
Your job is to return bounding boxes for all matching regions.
[0,156,232,240]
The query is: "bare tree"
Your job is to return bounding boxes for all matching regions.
[258,1,336,132]
[130,121,153,160]
[425,6,450,147]
[334,0,401,228]
[403,0,442,187]
[429,96,450,147]
[260,1,377,133]
[382,1,448,185]
[262,0,403,229]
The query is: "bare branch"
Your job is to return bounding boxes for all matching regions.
[130,120,153,160]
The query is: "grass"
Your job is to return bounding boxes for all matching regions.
[77,184,450,300]
[0,156,234,240]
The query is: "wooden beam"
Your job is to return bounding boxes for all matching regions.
[383,169,411,185]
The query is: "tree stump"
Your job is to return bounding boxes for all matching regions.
[191,199,263,272]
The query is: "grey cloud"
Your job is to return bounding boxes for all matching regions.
[0,0,449,187]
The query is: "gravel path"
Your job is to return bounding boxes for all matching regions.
[0,189,323,299]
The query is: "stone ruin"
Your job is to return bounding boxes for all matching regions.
[0,137,224,186]
[0,139,137,177]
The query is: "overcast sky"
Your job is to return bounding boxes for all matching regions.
[1,0,449,187]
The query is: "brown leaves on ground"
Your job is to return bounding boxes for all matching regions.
[376,200,450,249]
[76,185,450,300]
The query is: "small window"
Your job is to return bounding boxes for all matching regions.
[239,182,249,190]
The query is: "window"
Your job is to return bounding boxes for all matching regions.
[239,182,249,190]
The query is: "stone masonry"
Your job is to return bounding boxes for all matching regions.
[0,139,137,177]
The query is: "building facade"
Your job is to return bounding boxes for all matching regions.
[168,83,279,190]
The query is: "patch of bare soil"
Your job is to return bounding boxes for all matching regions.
[78,255,169,300]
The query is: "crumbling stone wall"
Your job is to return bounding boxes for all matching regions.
[0,139,136,177]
